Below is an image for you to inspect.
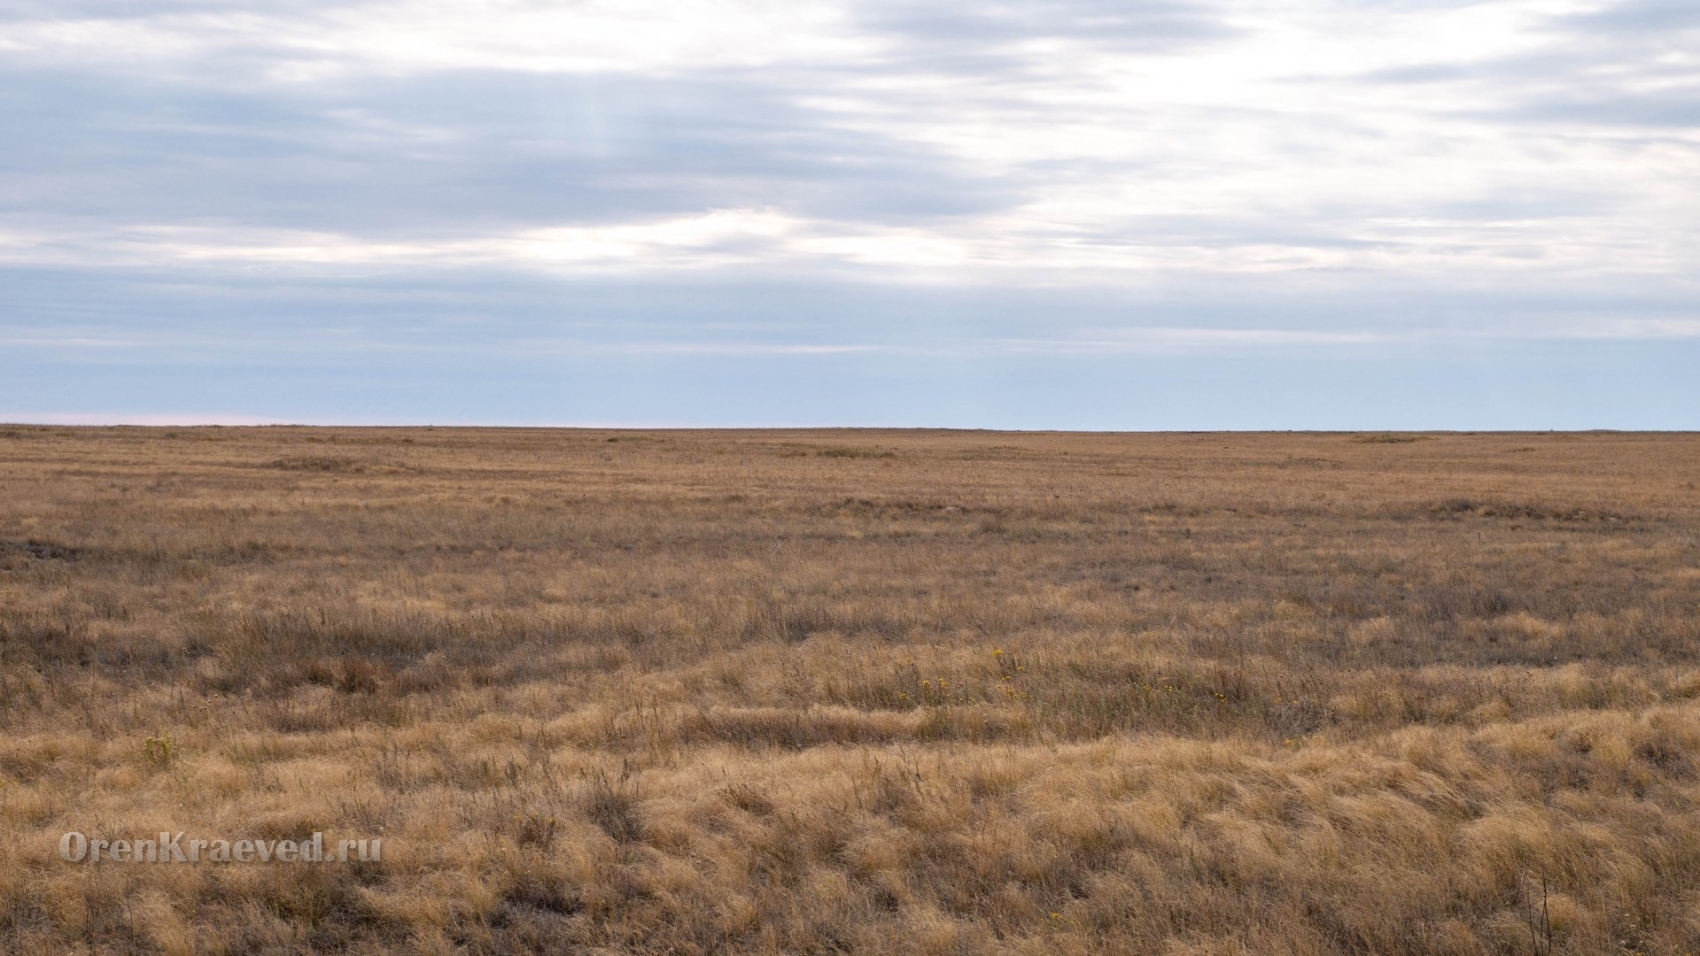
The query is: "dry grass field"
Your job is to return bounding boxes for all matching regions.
[2,426,1699,955]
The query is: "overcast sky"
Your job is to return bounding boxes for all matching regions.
[2,0,1697,427]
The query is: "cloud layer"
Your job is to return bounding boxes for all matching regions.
[2,0,1697,425]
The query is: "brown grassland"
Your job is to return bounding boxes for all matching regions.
[2,426,1700,955]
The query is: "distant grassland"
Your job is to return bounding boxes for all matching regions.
[2,426,1699,955]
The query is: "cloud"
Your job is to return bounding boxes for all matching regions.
[846,0,1238,76]
[0,0,1696,426]
[1493,89,1700,128]
[858,0,1234,43]
[1329,3,1700,134]
[1553,0,1700,35]
[0,66,1023,241]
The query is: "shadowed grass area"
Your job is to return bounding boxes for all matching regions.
[1,426,1698,953]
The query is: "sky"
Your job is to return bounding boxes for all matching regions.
[2,0,1697,428]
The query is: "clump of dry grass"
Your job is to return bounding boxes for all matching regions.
[1,426,1698,953]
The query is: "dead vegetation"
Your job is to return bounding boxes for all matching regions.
[1,427,1698,954]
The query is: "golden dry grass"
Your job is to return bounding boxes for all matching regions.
[2,425,1699,954]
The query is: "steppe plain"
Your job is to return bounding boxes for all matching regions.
[2,426,1699,954]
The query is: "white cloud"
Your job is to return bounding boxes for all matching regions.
[0,2,877,79]
[1,0,1697,349]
